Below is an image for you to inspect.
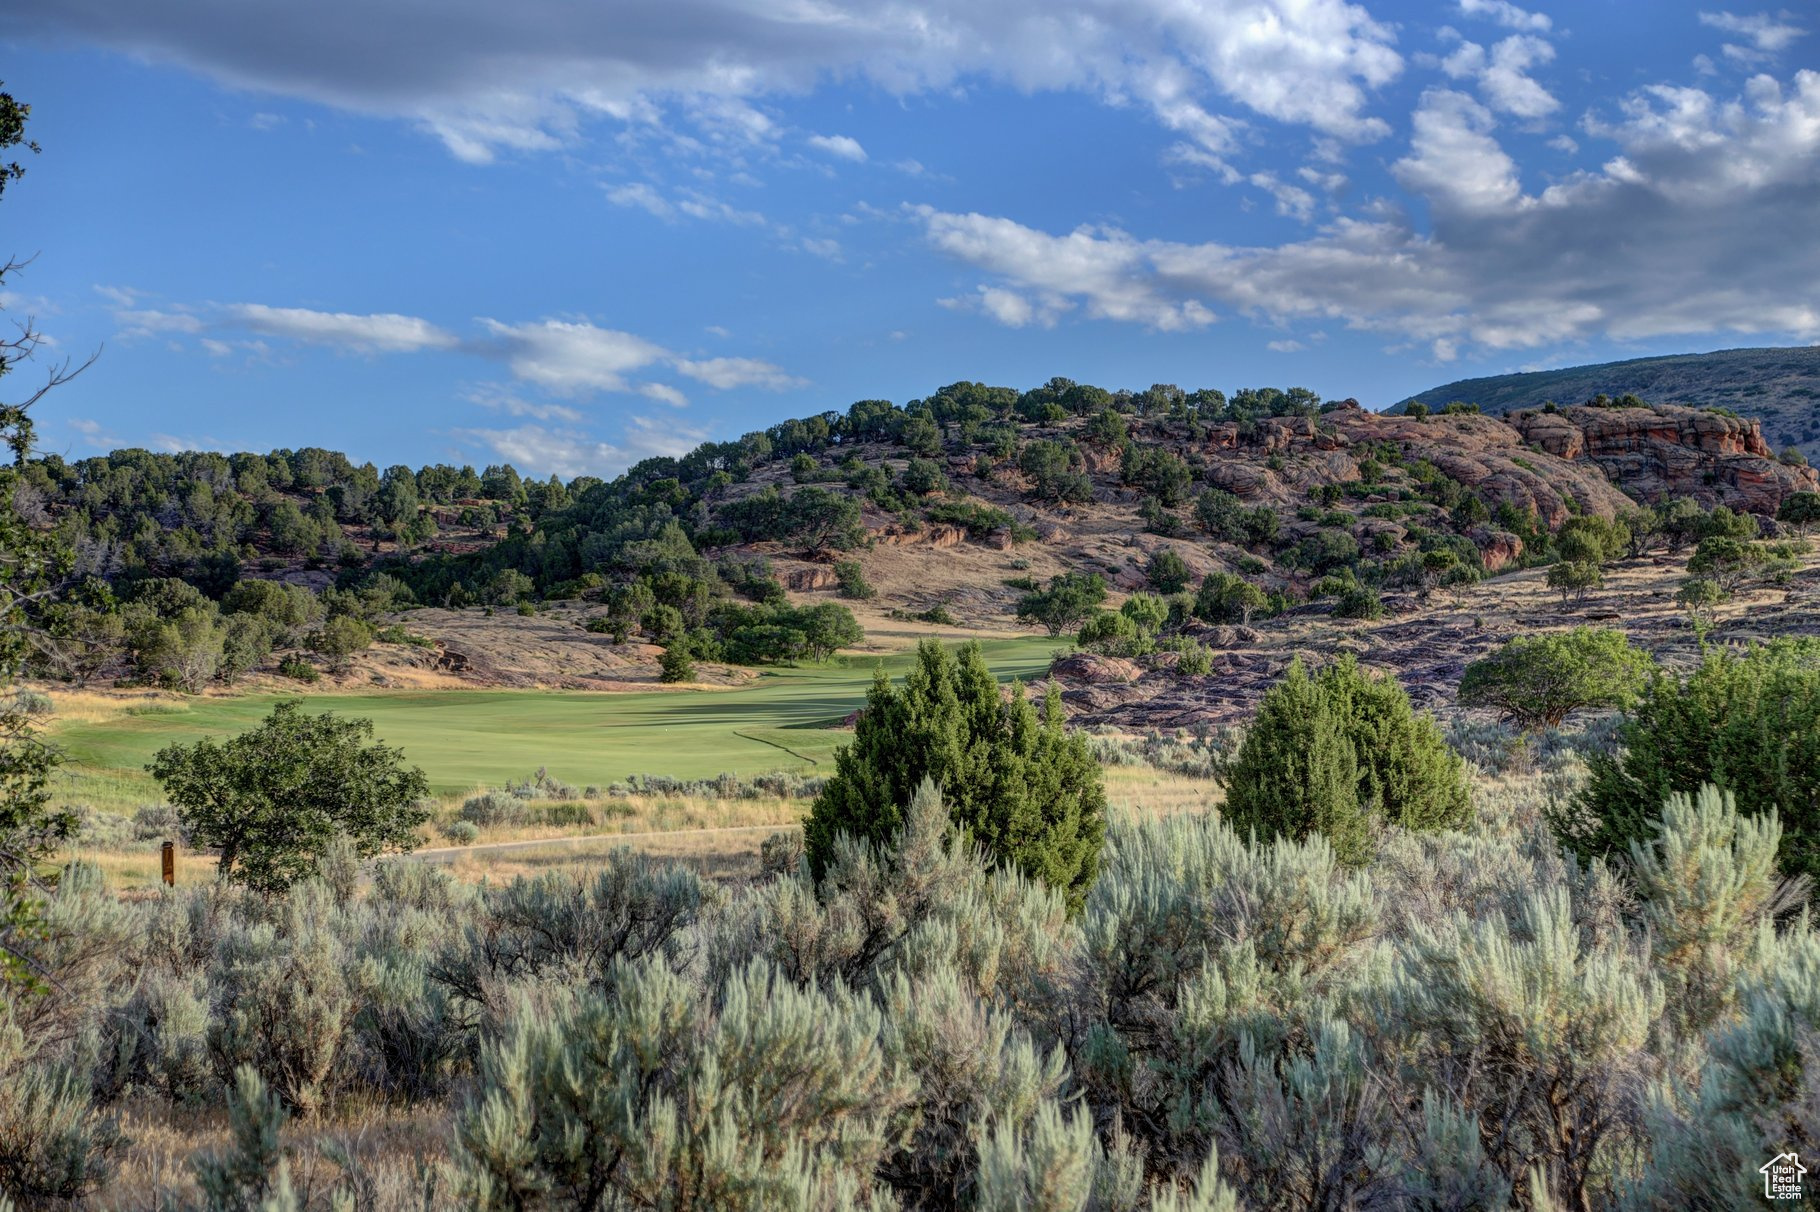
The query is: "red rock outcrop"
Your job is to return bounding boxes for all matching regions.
[1510,404,1818,514]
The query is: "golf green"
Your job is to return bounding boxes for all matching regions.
[49,636,1061,803]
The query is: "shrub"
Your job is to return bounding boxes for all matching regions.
[459,792,528,828]
[457,956,915,1208]
[1017,440,1093,504]
[1194,572,1266,625]
[1173,641,1214,677]
[306,615,373,667]
[658,644,696,683]
[1777,491,1820,534]
[1076,610,1150,658]
[1547,559,1602,603]
[1458,628,1653,730]
[277,654,319,682]
[0,998,121,1201]
[1332,583,1384,620]
[834,559,876,600]
[150,703,431,895]
[805,639,1106,912]
[439,819,481,845]
[1567,639,1820,882]
[1144,548,1192,593]
[1015,572,1108,638]
[207,885,353,1115]
[1224,657,1469,863]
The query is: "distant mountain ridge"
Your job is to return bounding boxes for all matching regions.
[1396,346,1820,460]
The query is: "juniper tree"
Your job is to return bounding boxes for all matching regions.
[1224,656,1467,863]
[1222,659,1367,862]
[805,639,1106,912]
[1570,639,1820,883]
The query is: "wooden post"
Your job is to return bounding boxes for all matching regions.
[161,840,175,887]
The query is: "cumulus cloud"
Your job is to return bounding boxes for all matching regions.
[806,133,867,162]
[455,424,626,479]
[225,303,460,353]
[457,412,714,477]
[12,0,1404,163]
[638,382,690,407]
[917,205,1215,332]
[474,318,669,394]
[1436,34,1557,118]
[105,298,808,404]
[913,69,1820,356]
[1456,0,1552,33]
[672,356,805,391]
[938,285,1067,329]
[1699,10,1806,61]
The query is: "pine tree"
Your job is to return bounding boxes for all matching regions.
[805,639,1106,912]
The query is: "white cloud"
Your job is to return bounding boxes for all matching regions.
[1699,10,1806,54]
[115,308,205,337]
[475,318,669,394]
[604,182,673,218]
[672,356,805,390]
[1393,90,1523,213]
[224,303,459,352]
[1247,171,1317,220]
[1456,0,1552,33]
[15,0,1405,164]
[1479,36,1557,118]
[674,192,766,226]
[624,414,711,459]
[637,382,690,407]
[806,133,867,162]
[456,414,715,477]
[1435,34,1557,118]
[938,285,1066,329]
[1266,339,1305,352]
[911,69,1820,354]
[917,205,1215,331]
[456,424,625,479]
[465,382,585,422]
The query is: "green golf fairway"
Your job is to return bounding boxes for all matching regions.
[50,637,1060,805]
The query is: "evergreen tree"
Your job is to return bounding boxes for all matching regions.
[1569,639,1820,882]
[805,640,1106,912]
[1222,659,1368,863]
[1224,657,1469,862]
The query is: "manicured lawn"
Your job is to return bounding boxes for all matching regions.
[48,637,1061,808]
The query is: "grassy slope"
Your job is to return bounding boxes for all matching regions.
[47,637,1060,809]
[1396,345,1820,458]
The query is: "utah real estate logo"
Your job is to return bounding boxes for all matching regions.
[1763,1152,1807,1201]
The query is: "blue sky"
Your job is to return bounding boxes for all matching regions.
[1,0,1816,476]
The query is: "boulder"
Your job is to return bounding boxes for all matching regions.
[1049,653,1143,684]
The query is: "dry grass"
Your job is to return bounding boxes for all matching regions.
[1101,765,1222,818]
[91,1097,460,1211]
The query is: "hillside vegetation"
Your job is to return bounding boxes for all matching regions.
[1398,345,1820,460]
[20,379,1817,699]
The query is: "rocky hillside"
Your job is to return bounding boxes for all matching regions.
[1397,346,1820,461]
[749,399,1814,626]
[27,380,1817,695]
